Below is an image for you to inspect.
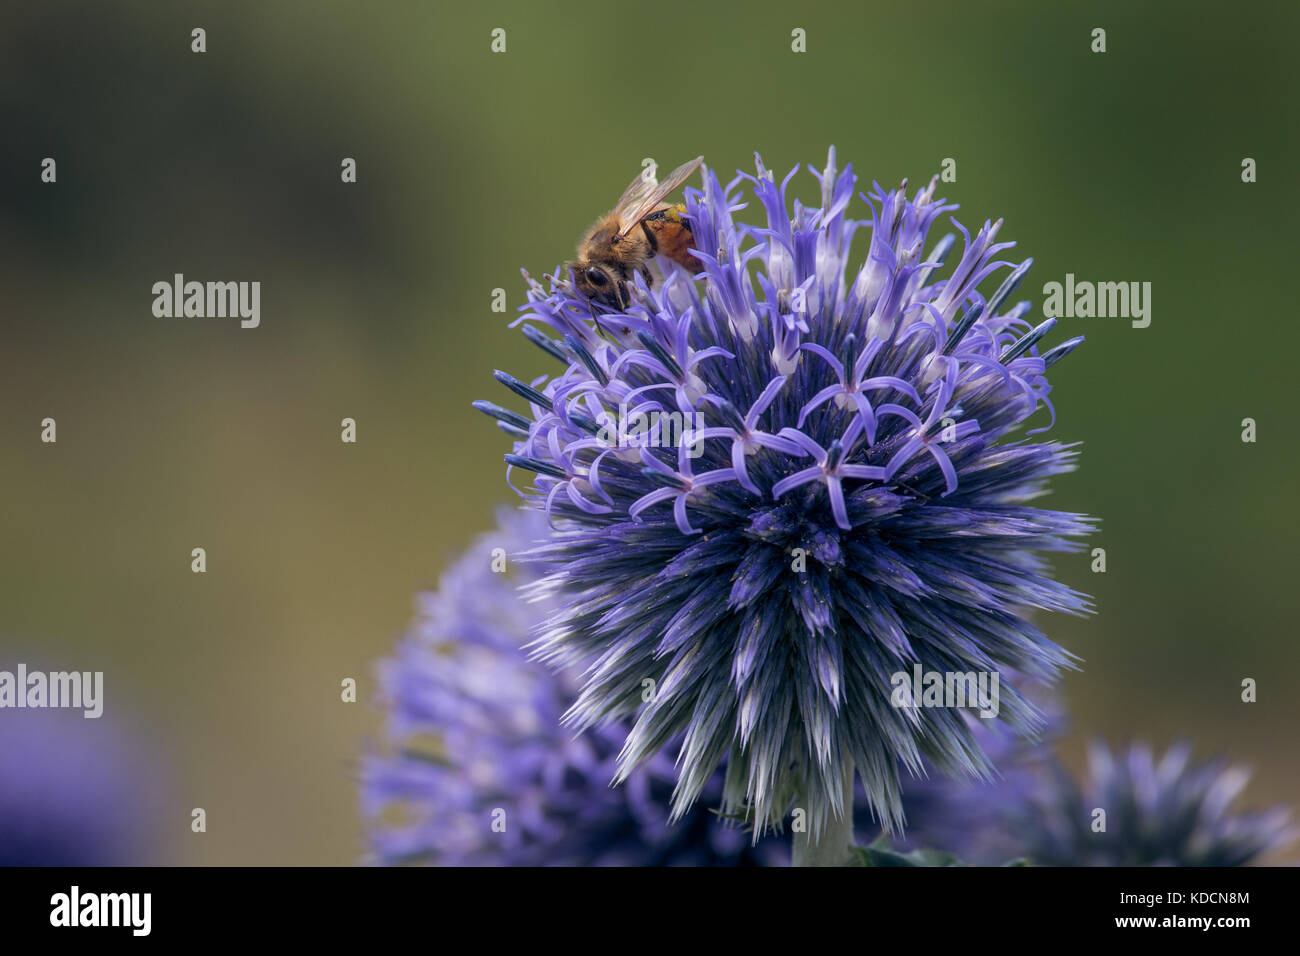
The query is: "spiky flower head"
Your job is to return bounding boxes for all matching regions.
[478,149,1094,838]
[361,507,776,866]
[1004,741,1294,866]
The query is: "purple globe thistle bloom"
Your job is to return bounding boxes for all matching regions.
[361,507,777,866]
[478,150,1094,841]
[1003,741,1295,867]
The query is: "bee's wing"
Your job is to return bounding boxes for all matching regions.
[610,171,659,224]
[614,156,703,238]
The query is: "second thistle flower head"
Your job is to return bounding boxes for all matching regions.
[362,508,776,866]
[1011,741,1295,867]
[478,149,1095,838]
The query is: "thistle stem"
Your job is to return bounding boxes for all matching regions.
[792,760,856,867]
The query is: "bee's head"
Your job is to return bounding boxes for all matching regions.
[571,262,627,311]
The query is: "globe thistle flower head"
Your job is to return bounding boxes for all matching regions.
[362,507,774,866]
[480,150,1095,839]
[1012,741,1295,866]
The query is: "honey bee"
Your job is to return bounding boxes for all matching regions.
[569,156,704,310]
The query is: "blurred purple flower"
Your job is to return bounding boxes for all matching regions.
[894,738,1294,866]
[0,702,158,866]
[889,714,1054,865]
[361,508,777,866]
[1008,741,1294,866]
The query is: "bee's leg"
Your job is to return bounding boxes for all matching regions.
[640,264,654,288]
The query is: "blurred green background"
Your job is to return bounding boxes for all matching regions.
[2,0,1297,864]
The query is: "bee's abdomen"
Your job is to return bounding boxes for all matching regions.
[644,204,698,271]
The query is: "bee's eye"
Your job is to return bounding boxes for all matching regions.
[585,267,608,287]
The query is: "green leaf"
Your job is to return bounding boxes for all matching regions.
[848,837,1038,867]
[849,836,967,867]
